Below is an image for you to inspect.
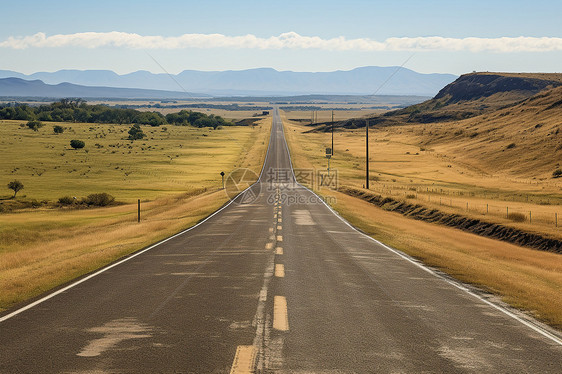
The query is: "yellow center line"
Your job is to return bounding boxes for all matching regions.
[277,225,282,230]
[275,246,283,255]
[229,345,257,374]
[276,235,283,242]
[273,296,289,331]
[268,227,273,233]
[278,218,282,223]
[275,264,285,278]
[265,242,273,250]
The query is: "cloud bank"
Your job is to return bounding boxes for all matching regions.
[1,31,561,52]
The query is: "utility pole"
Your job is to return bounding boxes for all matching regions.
[366,119,370,189]
[331,110,334,155]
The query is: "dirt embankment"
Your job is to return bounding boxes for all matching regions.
[340,186,562,254]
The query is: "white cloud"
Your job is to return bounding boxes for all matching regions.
[1,31,561,52]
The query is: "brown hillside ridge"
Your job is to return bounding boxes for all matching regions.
[309,72,562,177]
[311,72,562,131]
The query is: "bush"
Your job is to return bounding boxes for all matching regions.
[83,193,115,206]
[26,120,44,131]
[553,169,562,178]
[128,124,145,140]
[70,139,85,149]
[506,143,516,149]
[58,196,75,205]
[508,212,526,222]
[53,125,64,134]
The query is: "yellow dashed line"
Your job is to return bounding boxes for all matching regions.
[275,247,283,255]
[276,235,283,242]
[273,296,289,331]
[229,345,256,374]
[277,225,282,230]
[268,227,274,233]
[265,242,273,250]
[275,264,285,278]
[278,218,282,223]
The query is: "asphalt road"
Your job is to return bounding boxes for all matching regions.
[1,108,561,373]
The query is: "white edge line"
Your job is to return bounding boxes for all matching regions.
[278,109,562,346]
[0,114,278,323]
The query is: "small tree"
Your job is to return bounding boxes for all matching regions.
[70,139,85,149]
[27,120,44,131]
[128,124,145,140]
[53,125,64,134]
[7,180,24,198]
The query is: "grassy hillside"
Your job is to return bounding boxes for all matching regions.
[418,85,562,176]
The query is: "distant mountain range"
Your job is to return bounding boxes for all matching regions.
[0,67,457,97]
[0,78,206,99]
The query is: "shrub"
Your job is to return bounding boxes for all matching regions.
[26,120,44,131]
[508,212,526,222]
[53,125,64,134]
[506,143,516,149]
[70,139,85,149]
[58,196,75,205]
[553,169,562,178]
[406,194,416,199]
[128,124,145,140]
[83,193,115,206]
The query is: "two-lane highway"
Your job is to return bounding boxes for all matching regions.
[1,109,561,373]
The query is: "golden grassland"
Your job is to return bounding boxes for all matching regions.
[282,110,562,329]
[0,117,271,311]
[0,120,267,201]
[282,110,562,239]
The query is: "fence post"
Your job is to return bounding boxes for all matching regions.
[138,199,141,223]
[529,211,532,224]
[506,206,509,219]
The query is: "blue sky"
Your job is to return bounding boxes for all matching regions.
[1,0,561,75]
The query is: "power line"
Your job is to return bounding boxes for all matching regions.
[370,53,416,96]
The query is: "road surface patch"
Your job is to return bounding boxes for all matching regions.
[77,318,152,357]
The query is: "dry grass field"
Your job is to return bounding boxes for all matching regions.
[0,116,271,311]
[282,110,562,329]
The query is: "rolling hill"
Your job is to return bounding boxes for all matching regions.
[311,72,562,177]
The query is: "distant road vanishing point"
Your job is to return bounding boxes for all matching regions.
[1,109,561,373]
